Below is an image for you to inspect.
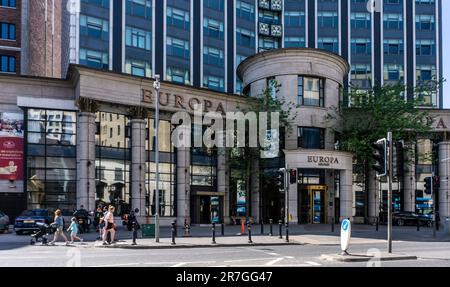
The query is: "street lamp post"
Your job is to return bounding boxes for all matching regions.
[153,75,161,243]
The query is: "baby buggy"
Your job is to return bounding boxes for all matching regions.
[30,222,55,245]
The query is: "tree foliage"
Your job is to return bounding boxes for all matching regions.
[327,82,440,165]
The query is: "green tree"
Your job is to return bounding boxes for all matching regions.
[327,81,440,217]
[327,82,439,165]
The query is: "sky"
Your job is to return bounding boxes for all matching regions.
[443,1,450,108]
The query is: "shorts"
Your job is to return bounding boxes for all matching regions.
[71,231,78,238]
[55,226,64,235]
[106,222,114,230]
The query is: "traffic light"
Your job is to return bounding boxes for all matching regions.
[372,139,387,177]
[289,169,297,184]
[392,141,404,178]
[433,175,440,189]
[424,177,432,195]
[276,168,285,191]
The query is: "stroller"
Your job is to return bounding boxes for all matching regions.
[30,222,55,245]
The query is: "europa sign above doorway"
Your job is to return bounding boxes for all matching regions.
[307,156,340,167]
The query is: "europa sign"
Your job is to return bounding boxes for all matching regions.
[307,156,339,167]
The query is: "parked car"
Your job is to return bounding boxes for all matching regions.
[392,211,433,227]
[0,211,10,233]
[14,210,53,235]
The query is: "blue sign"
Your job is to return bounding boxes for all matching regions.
[341,220,350,231]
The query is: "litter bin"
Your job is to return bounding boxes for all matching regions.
[141,224,155,238]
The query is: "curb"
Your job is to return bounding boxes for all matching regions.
[320,253,417,262]
[93,241,303,250]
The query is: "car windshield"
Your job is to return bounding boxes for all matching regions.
[20,210,48,217]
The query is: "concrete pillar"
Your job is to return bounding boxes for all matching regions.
[217,148,230,224]
[340,169,353,221]
[403,143,416,212]
[176,147,190,226]
[76,112,96,211]
[368,170,380,223]
[288,174,298,224]
[250,158,260,223]
[439,142,450,222]
[325,171,335,224]
[131,119,146,219]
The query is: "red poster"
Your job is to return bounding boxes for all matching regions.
[0,112,24,181]
[0,136,23,181]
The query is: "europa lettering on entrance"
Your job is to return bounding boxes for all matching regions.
[307,156,339,167]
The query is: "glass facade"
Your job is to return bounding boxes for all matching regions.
[95,112,131,216]
[26,109,77,213]
[145,119,176,217]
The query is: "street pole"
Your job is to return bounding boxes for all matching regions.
[285,164,289,225]
[432,170,436,238]
[387,132,393,253]
[154,75,160,243]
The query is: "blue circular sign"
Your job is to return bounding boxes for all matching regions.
[341,220,349,231]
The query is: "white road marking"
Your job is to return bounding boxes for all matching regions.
[265,257,285,266]
[240,247,280,256]
[305,261,322,266]
[145,261,216,265]
[87,262,141,267]
[224,257,275,263]
[285,256,295,259]
[171,262,187,267]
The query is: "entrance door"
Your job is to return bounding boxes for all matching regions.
[299,185,327,224]
[191,195,224,224]
[310,189,325,224]
[199,196,211,224]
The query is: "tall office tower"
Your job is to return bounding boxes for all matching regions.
[0,0,66,78]
[69,0,442,107]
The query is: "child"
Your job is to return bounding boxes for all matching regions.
[67,217,84,244]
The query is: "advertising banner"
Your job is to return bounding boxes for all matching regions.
[0,113,24,182]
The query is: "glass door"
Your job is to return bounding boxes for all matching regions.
[310,190,325,224]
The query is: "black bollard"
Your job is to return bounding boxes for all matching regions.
[221,223,224,236]
[278,220,283,239]
[132,222,138,245]
[376,217,379,232]
[331,217,335,233]
[212,223,216,244]
[248,222,253,244]
[269,219,273,236]
[285,222,289,243]
[260,221,264,235]
[171,221,176,245]
[417,217,420,231]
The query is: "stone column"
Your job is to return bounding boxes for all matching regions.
[217,148,230,223]
[325,171,335,224]
[76,112,96,211]
[288,174,298,224]
[176,147,190,226]
[368,170,380,223]
[403,143,416,212]
[340,169,353,221]
[130,119,146,219]
[250,158,260,223]
[439,142,450,223]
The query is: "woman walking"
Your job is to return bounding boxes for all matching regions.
[102,206,116,245]
[49,209,69,246]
